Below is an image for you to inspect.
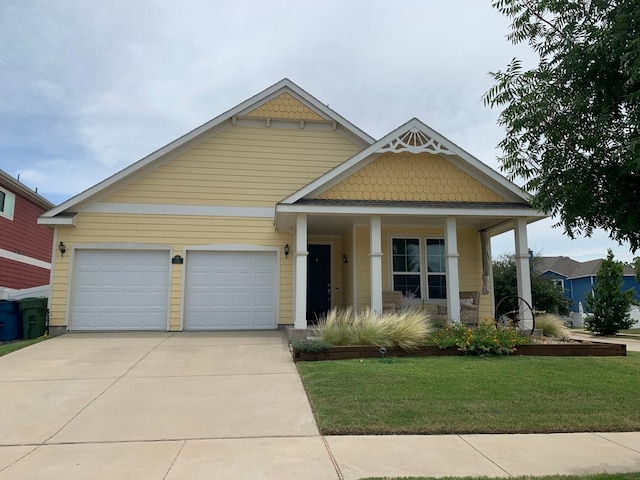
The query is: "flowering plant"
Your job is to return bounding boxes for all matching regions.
[429,323,531,356]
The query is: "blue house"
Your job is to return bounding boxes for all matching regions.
[535,256,640,313]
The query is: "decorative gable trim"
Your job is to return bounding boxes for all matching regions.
[377,127,455,156]
[281,118,531,205]
[40,79,374,220]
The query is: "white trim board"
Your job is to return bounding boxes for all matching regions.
[0,248,51,270]
[276,203,544,218]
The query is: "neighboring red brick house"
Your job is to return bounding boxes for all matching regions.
[0,169,54,290]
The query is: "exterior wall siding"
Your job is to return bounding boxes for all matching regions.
[245,93,324,121]
[51,213,293,330]
[318,152,509,203]
[102,126,360,207]
[567,275,640,313]
[0,182,53,289]
[0,194,53,263]
[0,257,50,289]
[352,224,491,320]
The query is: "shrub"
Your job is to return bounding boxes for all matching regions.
[585,249,636,335]
[535,313,572,340]
[315,307,432,351]
[291,339,333,353]
[429,323,532,356]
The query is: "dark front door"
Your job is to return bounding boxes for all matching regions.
[307,244,331,323]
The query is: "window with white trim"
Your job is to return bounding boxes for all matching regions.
[391,237,446,300]
[0,188,15,220]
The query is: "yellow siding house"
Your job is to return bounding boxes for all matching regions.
[39,79,545,334]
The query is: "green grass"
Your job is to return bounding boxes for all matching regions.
[297,353,640,435]
[361,474,640,480]
[0,337,48,357]
[620,328,640,335]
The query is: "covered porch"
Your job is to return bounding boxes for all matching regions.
[276,203,542,330]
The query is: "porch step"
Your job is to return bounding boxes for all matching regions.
[285,326,318,343]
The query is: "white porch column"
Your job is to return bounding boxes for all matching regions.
[444,217,461,322]
[514,217,534,330]
[293,214,308,329]
[370,216,383,314]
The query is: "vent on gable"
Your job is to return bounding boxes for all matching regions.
[377,127,455,155]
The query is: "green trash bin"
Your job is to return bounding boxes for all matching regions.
[18,297,48,339]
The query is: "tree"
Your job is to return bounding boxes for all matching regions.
[634,256,640,284]
[493,254,571,316]
[585,249,636,335]
[484,0,640,250]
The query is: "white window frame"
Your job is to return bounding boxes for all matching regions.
[0,187,15,220]
[390,236,446,301]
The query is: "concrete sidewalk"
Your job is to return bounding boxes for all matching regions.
[571,331,640,352]
[0,332,639,479]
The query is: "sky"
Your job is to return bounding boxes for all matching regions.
[1,0,635,263]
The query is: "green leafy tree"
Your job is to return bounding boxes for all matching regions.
[585,249,636,335]
[633,256,640,284]
[493,254,571,316]
[484,0,640,250]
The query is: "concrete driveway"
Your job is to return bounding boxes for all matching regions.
[0,331,338,479]
[2,332,640,479]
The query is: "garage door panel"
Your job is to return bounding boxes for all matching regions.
[185,251,276,330]
[255,272,274,287]
[254,292,275,306]
[71,250,169,331]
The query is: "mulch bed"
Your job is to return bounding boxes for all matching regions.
[292,340,626,362]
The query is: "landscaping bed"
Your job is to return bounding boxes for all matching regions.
[292,339,626,362]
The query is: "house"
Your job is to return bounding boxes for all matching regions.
[38,79,546,335]
[0,169,55,298]
[536,256,640,313]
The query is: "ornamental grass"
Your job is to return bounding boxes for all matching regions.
[535,313,572,340]
[315,307,432,351]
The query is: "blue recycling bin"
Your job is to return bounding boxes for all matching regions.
[0,300,23,341]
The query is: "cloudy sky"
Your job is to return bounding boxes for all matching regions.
[1,0,634,262]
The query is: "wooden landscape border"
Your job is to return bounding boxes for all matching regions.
[292,341,626,362]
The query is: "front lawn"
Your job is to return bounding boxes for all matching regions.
[362,474,640,480]
[0,337,48,357]
[620,327,640,335]
[297,354,640,435]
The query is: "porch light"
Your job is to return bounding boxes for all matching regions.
[284,244,290,259]
[58,241,66,257]
[342,254,348,264]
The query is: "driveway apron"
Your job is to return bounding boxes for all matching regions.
[0,332,336,480]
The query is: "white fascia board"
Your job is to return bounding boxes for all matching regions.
[540,269,570,278]
[41,79,374,219]
[276,203,547,218]
[412,120,530,202]
[37,215,76,226]
[82,202,274,218]
[281,118,532,205]
[41,122,232,219]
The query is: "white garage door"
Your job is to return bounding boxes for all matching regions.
[185,251,276,330]
[71,250,170,330]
